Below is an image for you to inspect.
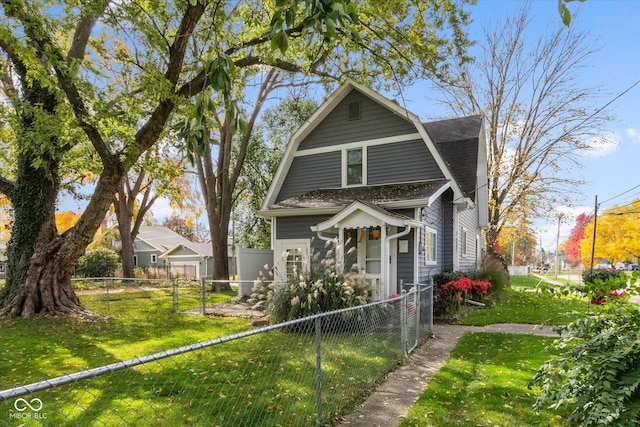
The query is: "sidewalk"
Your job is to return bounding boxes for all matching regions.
[337,323,561,427]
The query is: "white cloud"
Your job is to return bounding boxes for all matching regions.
[626,128,640,143]
[581,131,620,158]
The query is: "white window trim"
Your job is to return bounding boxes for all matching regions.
[274,239,311,283]
[133,255,138,267]
[151,254,158,264]
[461,226,468,258]
[342,146,367,187]
[424,226,437,265]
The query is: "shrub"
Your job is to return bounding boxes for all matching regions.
[531,271,640,426]
[251,256,373,325]
[432,271,467,317]
[474,268,508,293]
[75,248,120,278]
[583,267,618,285]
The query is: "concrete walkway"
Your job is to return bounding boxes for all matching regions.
[337,323,562,427]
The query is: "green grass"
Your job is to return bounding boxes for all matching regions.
[401,333,567,427]
[460,280,590,327]
[0,289,406,426]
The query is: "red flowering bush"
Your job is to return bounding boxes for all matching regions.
[442,277,472,293]
[442,277,492,298]
[472,280,492,296]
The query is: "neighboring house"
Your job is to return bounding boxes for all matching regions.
[259,80,488,299]
[133,225,193,270]
[133,226,234,280]
[161,241,214,280]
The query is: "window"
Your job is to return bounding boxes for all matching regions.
[424,228,437,263]
[133,255,138,267]
[346,148,363,185]
[348,101,360,120]
[151,254,158,264]
[274,239,310,282]
[285,248,303,275]
[460,227,468,257]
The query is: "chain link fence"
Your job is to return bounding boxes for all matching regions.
[1,284,432,426]
[72,278,240,314]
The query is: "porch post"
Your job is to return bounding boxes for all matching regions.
[380,223,387,299]
[336,225,344,274]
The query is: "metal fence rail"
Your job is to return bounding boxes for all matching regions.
[1,285,433,426]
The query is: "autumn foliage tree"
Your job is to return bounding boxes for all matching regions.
[565,212,593,267]
[580,199,640,267]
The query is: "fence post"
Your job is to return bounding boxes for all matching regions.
[429,278,434,334]
[200,278,206,315]
[315,317,323,424]
[105,278,109,311]
[401,289,407,355]
[172,280,178,313]
[415,284,421,345]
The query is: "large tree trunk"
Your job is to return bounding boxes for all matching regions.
[0,149,86,318]
[115,186,135,279]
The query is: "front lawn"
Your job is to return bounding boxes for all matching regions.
[460,282,589,327]
[401,333,567,426]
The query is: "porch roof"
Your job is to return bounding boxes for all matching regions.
[311,200,423,232]
[267,179,450,211]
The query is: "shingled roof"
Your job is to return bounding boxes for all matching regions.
[270,180,450,210]
[423,115,483,201]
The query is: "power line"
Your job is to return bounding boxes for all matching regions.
[599,183,640,207]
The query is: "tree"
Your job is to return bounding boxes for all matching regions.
[178,1,474,280]
[580,199,640,267]
[433,3,611,251]
[1,0,464,318]
[114,144,200,278]
[163,214,199,242]
[234,97,318,249]
[564,212,592,267]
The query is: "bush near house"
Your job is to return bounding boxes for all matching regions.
[250,258,373,325]
[75,248,120,278]
[433,269,501,318]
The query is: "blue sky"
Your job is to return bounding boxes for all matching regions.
[402,0,640,252]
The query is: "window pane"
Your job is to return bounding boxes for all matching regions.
[347,149,362,164]
[347,164,362,185]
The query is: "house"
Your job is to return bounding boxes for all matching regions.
[133,225,193,270]
[259,80,488,299]
[133,226,234,280]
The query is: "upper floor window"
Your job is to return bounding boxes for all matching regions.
[348,101,360,120]
[345,148,364,186]
[151,254,158,264]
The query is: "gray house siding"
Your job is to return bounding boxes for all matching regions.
[276,215,336,260]
[299,89,416,151]
[368,140,445,185]
[442,190,455,271]
[418,197,446,283]
[392,208,415,287]
[276,152,341,202]
[457,205,482,273]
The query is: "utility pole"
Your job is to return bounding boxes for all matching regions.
[555,213,563,279]
[589,195,598,274]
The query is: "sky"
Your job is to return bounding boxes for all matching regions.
[400,0,640,254]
